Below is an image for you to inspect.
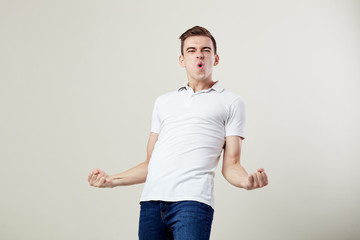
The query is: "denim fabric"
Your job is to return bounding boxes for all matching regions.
[138,200,214,240]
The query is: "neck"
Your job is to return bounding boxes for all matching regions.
[187,79,217,93]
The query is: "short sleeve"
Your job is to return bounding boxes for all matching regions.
[150,97,161,133]
[225,97,246,139]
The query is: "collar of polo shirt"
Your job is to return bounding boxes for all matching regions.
[177,80,224,93]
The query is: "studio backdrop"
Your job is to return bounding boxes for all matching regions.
[0,0,359,239]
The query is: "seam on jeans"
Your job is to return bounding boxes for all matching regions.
[206,206,214,239]
[160,201,171,225]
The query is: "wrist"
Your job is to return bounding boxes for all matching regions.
[107,176,116,188]
[238,175,250,189]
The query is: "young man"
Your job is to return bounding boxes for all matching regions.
[88,25,268,240]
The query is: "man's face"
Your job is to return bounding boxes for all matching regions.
[179,36,219,82]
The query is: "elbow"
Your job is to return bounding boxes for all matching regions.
[221,159,240,180]
[221,167,226,177]
[222,171,230,184]
[145,154,152,164]
[221,166,230,180]
[221,170,226,179]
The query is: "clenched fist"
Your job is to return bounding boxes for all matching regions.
[244,168,268,190]
[88,168,114,188]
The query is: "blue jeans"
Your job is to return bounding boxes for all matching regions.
[138,200,214,240]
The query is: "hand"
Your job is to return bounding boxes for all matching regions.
[244,168,268,190]
[88,168,114,188]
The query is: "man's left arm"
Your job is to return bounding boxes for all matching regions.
[222,136,268,190]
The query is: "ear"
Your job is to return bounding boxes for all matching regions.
[179,55,185,67]
[213,54,219,66]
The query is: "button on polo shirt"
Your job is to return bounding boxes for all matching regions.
[140,80,246,209]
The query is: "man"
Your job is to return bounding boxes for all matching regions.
[88,25,268,240]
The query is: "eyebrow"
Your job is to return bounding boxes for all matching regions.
[186,47,212,51]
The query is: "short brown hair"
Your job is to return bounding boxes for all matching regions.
[179,26,217,56]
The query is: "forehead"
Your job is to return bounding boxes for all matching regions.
[183,35,213,48]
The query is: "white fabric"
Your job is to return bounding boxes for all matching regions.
[139,80,246,209]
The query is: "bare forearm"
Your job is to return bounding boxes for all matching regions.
[222,163,249,188]
[110,161,149,187]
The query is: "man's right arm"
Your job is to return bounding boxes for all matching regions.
[88,132,159,188]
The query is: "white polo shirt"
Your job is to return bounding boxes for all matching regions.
[139,80,246,209]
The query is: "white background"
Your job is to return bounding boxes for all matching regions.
[1,0,359,239]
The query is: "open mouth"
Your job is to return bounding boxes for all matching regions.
[197,63,203,68]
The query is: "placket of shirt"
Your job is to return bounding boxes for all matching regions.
[184,86,212,107]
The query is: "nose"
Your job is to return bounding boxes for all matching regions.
[196,51,204,59]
